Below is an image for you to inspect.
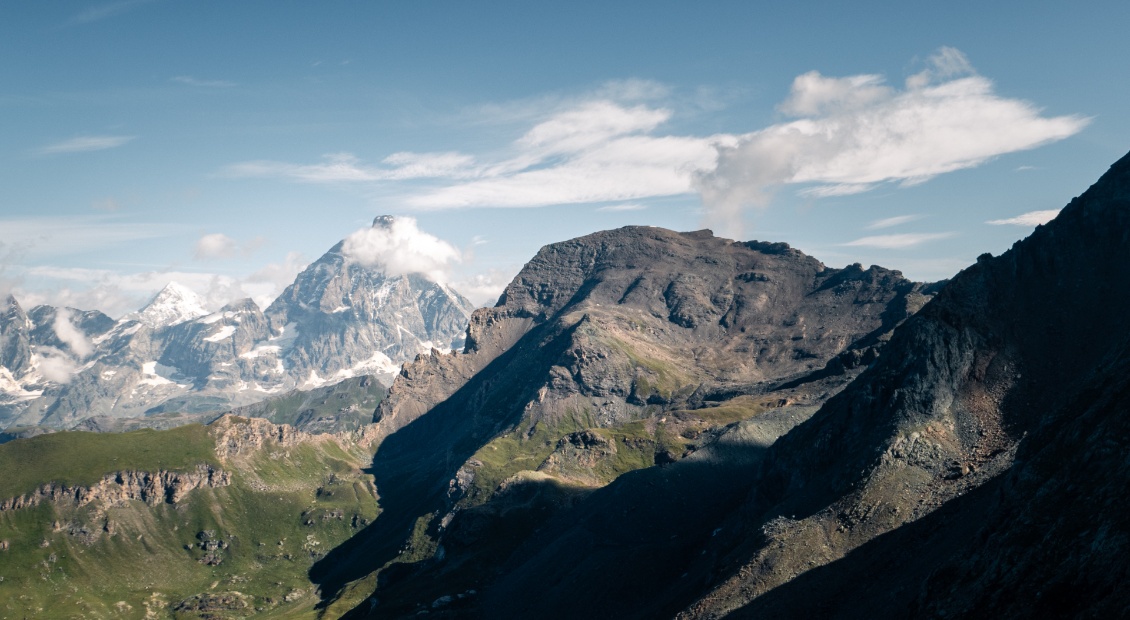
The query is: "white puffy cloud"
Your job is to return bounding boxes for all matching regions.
[842,233,954,249]
[194,233,239,260]
[53,309,93,358]
[986,209,1061,226]
[192,233,265,261]
[35,135,135,155]
[452,268,518,308]
[341,216,462,283]
[695,47,1089,236]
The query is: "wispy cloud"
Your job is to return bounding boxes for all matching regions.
[224,49,1085,239]
[866,214,923,230]
[842,232,954,249]
[0,215,174,260]
[172,76,236,88]
[68,0,156,24]
[597,203,648,212]
[696,47,1089,236]
[225,96,734,210]
[18,262,301,319]
[986,209,1060,226]
[36,135,135,155]
[91,197,122,212]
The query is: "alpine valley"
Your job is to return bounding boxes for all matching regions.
[1,153,1128,619]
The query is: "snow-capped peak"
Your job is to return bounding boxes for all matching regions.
[133,282,209,328]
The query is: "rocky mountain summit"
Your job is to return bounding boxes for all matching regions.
[0,216,474,429]
[308,224,939,612]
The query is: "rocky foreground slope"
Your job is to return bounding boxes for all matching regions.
[305,224,939,613]
[0,415,381,619]
[339,153,1130,618]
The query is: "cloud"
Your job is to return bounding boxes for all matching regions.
[695,47,1089,237]
[341,216,461,284]
[68,0,155,24]
[34,348,80,384]
[842,232,954,249]
[986,209,1060,226]
[224,151,479,183]
[91,198,122,212]
[17,266,290,318]
[36,135,135,155]
[0,216,175,261]
[226,99,734,210]
[866,214,923,230]
[194,233,238,260]
[53,309,94,358]
[452,269,517,308]
[224,48,1084,238]
[172,76,235,88]
[597,203,648,212]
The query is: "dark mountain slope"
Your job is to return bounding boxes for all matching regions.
[674,150,1130,617]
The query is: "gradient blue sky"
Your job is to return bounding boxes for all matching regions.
[2,1,1126,316]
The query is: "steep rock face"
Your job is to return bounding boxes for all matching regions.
[313,226,932,609]
[668,151,1130,618]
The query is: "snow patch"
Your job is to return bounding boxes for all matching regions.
[204,325,237,342]
[239,345,280,360]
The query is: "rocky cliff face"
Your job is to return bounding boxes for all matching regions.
[0,464,230,512]
[310,225,935,610]
[1,217,473,429]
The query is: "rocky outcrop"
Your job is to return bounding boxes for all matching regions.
[0,464,230,512]
[211,414,313,458]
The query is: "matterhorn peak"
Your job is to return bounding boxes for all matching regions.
[372,214,397,229]
[134,281,209,329]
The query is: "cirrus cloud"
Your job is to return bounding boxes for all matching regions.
[35,135,135,156]
[986,209,1061,226]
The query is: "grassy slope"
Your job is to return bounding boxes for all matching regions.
[0,423,378,619]
[0,425,218,500]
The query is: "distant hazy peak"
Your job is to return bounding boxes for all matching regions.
[134,282,209,329]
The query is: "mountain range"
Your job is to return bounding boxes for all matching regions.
[0,216,474,430]
[0,152,1127,618]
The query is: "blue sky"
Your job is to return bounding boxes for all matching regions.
[2,1,1126,316]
